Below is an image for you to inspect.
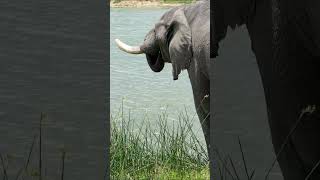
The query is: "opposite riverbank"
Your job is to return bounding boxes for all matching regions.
[110,0,193,8]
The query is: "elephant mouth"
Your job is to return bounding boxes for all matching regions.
[146,52,164,72]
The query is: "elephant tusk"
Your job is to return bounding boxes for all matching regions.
[115,39,144,54]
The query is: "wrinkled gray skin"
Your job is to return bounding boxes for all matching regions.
[214,0,320,179]
[140,0,210,150]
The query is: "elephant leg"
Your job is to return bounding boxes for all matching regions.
[187,66,210,152]
[196,93,210,151]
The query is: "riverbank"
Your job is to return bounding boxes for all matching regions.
[110,0,192,8]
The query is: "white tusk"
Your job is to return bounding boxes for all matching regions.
[115,39,143,54]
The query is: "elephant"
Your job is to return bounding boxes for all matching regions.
[214,0,320,179]
[115,0,211,152]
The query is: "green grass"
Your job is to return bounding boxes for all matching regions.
[110,104,209,179]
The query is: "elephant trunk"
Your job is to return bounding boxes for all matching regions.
[144,51,164,72]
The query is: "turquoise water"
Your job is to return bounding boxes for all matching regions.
[110,8,203,138]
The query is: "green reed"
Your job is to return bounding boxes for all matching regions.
[110,104,209,179]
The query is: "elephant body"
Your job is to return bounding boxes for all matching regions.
[151,0,211,149]
[215,0,320,179]
[116,0,211,150]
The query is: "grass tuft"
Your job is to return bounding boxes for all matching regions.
[110,104,209,179]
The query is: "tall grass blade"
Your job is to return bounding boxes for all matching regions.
[15,135,37,180]
[0,153,8,180]
[228,155,240,180]
[305,159,320,180]
[264,107,314,180]
[238,136,250,180]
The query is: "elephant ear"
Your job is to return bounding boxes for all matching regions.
[168,9,192,80]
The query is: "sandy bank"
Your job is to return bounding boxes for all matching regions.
[110,0,188,8]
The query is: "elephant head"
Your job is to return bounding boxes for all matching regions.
[115,7,193,80]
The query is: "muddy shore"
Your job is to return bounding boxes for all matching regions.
[110,0,188,8]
